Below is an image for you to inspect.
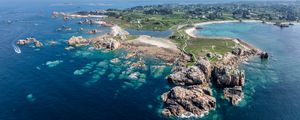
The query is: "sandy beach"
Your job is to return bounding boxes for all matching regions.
[185,20,262,38]
[126,35,180,52]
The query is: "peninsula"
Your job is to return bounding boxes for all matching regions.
[18,1,300,118]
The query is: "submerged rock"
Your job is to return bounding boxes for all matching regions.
[26,94,36,102]
[150,65,166,78]
[73,62,97,75]
[223,86,244,105]
[121,71,147,89]
[46,60,63,68]
[110,58,120,63]
[161,85,216,117]
[167,66,206,86]
[212,65,245,87]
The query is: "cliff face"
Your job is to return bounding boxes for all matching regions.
[162,59,216,118]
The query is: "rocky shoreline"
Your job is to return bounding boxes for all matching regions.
[158,21,266,118]
[62,20,263,118]
[66,25,128,50]
[21,13,266,119]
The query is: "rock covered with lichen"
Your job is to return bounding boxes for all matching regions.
[212,65,245,87]
[223,86,244,105]
[67,36,89,46]
[196,58,212,78]
[162,59,217,118]
[166,66,206,86]
[90,35,121,50]
[161,85,216,117]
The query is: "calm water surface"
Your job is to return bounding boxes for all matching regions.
[195,22,300,120]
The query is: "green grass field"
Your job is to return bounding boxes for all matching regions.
[186,38,236,57]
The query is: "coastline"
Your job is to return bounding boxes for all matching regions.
[44,11,264,119]
[184,20,262,53]
[185,20,263,38]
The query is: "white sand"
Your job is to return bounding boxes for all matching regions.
[128,35,180,52]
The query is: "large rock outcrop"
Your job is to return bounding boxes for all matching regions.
[223,86,244,105]
[166,66,206,86]
[90,36,121,50]
[196,59,212,78]
[212,65,245,87]
[67,36,89,46]
[108,25,129,40]
[161,85,216,117]
[67,35,121,50]
[212,65,245,105]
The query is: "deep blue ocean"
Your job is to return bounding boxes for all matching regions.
[1,1,300,120]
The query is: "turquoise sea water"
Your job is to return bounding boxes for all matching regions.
[1,1,300,120]
[195,22,300,120]
[0,2,173,120]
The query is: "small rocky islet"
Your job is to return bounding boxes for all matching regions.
[15,10,269,119]
[16,37,43,48]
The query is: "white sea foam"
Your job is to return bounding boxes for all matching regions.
[179,112,207,118]
[13,44,21,54]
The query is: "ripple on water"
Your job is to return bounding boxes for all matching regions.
[239,58,279,105]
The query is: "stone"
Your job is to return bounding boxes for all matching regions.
[67,36,89,46]
[34,41,43,47]
[16,37,43,48]
[196,59,212,78]
[223,86,244,105]
[91,36,121,50]
[260,52,269,59]
[167,66,206,86]
[212,65,245,87]
[206,52,214,58]
[232,47,243,56]
[88,29,98,34]
[161,85,216,117]
[108,25,129,40]
[110,58,120,63]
